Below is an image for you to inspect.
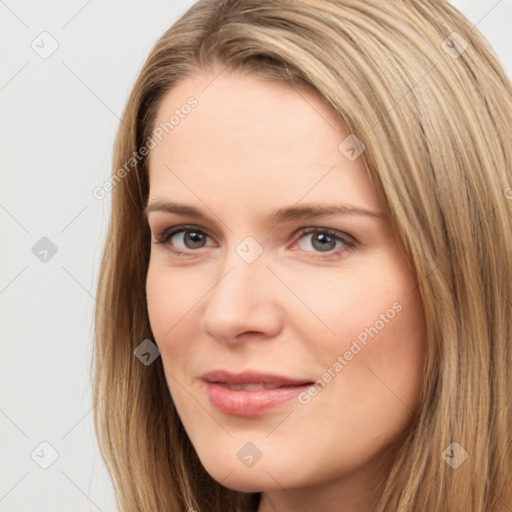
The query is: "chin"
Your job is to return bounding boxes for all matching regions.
[214,474,286,494]
[198,455,295,493]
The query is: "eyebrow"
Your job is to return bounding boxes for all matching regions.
[145,200,384,223]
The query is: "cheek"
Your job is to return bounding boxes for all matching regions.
[145,264,198,384]
[296,254,426,407]
[363,287,427,406]
[146,261,203,345]
[146,265,172,341]
[146,263,200,409]
[320,272,426,417]
[282,260,420,355]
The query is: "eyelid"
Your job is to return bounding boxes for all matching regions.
[152,223,358,258]
[293,226,357,247]
[153,224,213,246]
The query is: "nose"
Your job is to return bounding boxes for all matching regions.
[199,249,283,345]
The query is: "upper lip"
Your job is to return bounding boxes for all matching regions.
[201,369,314,387]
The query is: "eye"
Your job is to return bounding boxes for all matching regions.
[293,227,357,259]
[152,225,357,259]
[153,225,213,254]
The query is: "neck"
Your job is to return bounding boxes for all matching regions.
[256,447,396,512]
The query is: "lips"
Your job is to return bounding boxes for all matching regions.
[201,370,314,416]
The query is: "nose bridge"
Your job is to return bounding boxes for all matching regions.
[200,237,281,341]
[212,234,268,298]
[209,239,268,311]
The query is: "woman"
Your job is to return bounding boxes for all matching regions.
[93,1,512,510]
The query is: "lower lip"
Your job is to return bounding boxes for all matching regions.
[204,382,311,417]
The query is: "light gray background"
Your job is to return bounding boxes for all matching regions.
[1,1,510,510]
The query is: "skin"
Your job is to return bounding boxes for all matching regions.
[145,68,427,512]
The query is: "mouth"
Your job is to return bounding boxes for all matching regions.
[201,370,314,416]
[214,382,309,390]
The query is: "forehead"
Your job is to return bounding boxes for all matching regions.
[152,70,343,156]
[147,70,380,216]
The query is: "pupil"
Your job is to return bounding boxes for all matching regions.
[313,233,335,252]
[185,231,205,249]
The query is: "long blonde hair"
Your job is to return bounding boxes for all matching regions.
[93,1,512,510]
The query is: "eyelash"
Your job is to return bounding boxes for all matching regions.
[153,224,358,260]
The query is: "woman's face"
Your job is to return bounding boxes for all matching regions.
[146,68,427,508]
